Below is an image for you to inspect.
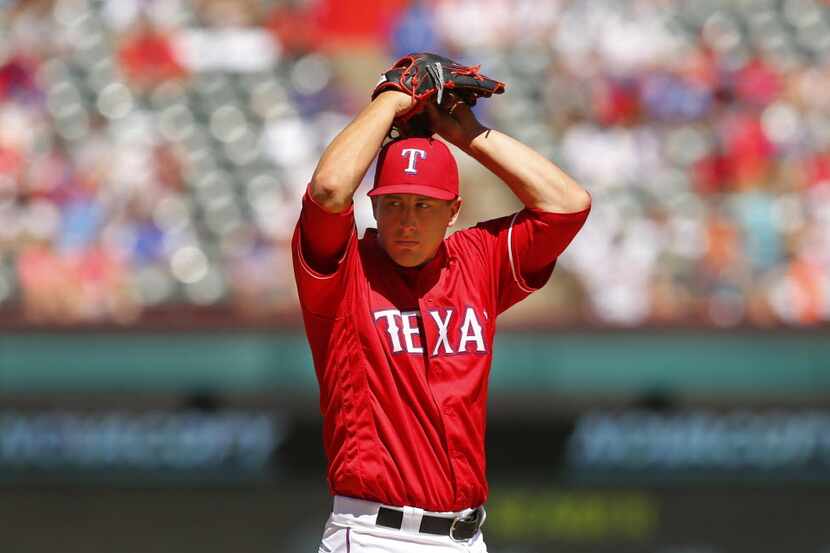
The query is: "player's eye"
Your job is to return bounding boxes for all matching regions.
[416,202,430,209]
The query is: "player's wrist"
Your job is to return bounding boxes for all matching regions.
[374,90,414,117]
[438,96,487,149]
[451,123,488,153]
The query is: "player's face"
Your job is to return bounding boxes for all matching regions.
[373,194,462,267]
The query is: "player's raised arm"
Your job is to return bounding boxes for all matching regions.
[426,98,591,214]
[309,91,413,213]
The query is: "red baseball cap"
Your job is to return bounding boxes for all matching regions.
[369,137,459,200]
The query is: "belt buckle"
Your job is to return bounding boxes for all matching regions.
[449,509,479,542]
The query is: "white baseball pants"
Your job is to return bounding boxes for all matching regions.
[317,495,488,552]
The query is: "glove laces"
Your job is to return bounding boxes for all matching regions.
[451,64,485,81]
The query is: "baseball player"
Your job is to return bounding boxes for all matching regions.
[292,54,591,552]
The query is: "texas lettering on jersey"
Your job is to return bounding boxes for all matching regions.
[372,307,487,356]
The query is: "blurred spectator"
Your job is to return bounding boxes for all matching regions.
[0,53,39,102]
[194,0,263,28]
[226,231,294,319]
[17,239,76,323]
[388,1,442,58]
[71,238,138,323]
[593,76,642,127]
[311,0,407,49]
[265,1,322,55]
[118,14,188,90]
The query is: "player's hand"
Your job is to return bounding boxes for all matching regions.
[425,94,488,150]
[374,90,416,118]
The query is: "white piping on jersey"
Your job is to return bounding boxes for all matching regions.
[296,227,354,280]
[507,212,537,294]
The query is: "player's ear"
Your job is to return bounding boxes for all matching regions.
[447,196,463,226]
[371,197,379,219]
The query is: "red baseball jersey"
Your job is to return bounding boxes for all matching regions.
[293,190,588,512]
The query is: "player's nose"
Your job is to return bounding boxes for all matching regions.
[399,207,417,228]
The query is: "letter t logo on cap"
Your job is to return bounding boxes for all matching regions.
[401,148,427,174]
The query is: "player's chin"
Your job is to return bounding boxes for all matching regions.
[388,247,426,267]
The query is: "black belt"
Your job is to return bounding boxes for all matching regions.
[375,506,483,541]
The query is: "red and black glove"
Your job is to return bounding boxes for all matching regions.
[372,52,506,137]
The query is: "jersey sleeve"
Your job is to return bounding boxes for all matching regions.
[462,205,590,314]
[291,188,357,317]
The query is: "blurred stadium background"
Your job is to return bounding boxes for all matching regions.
[1,0,829,551]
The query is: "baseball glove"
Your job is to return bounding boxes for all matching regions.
[372,52,506,138]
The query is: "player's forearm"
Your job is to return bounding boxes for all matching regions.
[310,93,410,213]
[466,129,591,214]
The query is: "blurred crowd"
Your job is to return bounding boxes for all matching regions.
[0,0,828,327]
